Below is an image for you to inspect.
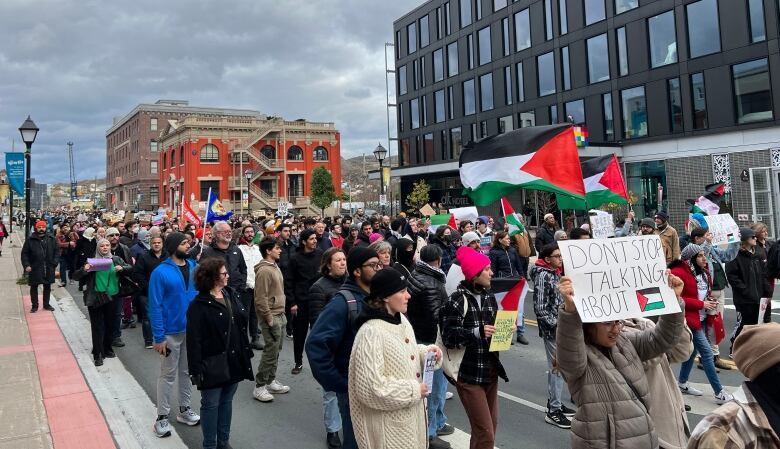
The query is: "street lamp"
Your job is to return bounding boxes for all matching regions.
[244,169,253,215]
[19,116,39,237]
[373,143,387,214]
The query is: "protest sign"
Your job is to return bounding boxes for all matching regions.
[449,206,479,224]
[589,210,615,239]
[87,258,113,272]
[445,264,465,296]
[419,204,436,217]
[759,297,770,325]
[703,214,740,245]
[488,310,517,351]
[422,352,436,391]
[557,235,681,322]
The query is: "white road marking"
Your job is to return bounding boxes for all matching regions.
[440,428,500,449]
[723,300,779,311]
[498,390,548,413]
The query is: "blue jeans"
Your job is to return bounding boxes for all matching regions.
[427,368,448,437]
[336,391,357,449]
[59,256,69,284]
[200,382,238,449]
[679,326,723,395]
[516,310,526,337]
[323,390,341,433]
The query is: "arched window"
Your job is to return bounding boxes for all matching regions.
[200,144,219,162]
[287,145,303,161]
[261,145,276,159]
[180,146,185,164]
[313,146,328,161]
[170,149,176,168]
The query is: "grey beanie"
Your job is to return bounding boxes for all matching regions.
[164,232,188,256]
[681,243,705,261]
[640,218,656,229]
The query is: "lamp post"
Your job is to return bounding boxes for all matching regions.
[19,116,39,237]
[244,169,253,215]
[373,143,387,215]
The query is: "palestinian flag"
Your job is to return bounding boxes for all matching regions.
[429,213,457,234]
[557,154,628,210]
[636,287,665,312]
[460,124,585,207]
[500,197,525,236]
[687,183,726,216]
[491,277,529,312]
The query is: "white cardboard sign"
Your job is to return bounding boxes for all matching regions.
[558,235,681,323]
[589,210,615,239]
[703,214,740,245]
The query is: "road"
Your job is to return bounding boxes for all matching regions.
[57,282,776,449]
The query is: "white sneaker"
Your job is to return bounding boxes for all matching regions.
[267,379,290,394]
[253,385,274,402]
[176,407,200,426]
[714,390,734,405]
[679,382,704,396]
[445,391,454,400]
[153,416,172,438]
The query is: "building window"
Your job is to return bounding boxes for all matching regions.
[550,104,559,124]
[478,27,491,65]
[498,116,514,133]
[538,51,556,97]
[748,0,766,43]
[467,35,475,69]
[401,138,410,166]
[603,93,614,141]
[398,65,407,95]
[504,66,513,105]
[411,98,421,128]
[584,0,605,25]
[399,102,405,131]
[691,72,708,129]
[420,15,430,48]
[261,145,276,159]
[586,34,609,84]
[501,18,510,56]
[450,127,462,159]
[460,0,472,28]
[162,153,166,168]
[687,0,720,58]
[560,0,568,34]
[561,46,571,90]
[423,133,434,162]
[447,85,455,119]
[200,144,219,162]
[480,73,494,111]
[617,27,628,76]
[436,7,443,39]
[515,9,531,51]
[287,146,304,161]
[435,89,446,123]
[615,0,638,14]
[480,120,488,138]
[433,48,444,82]
[420,57,426,88]
[150,141,158,152]
[445,2,451,34]
[150,118,158,131]
[649,11,677,68]
[520,111,536,127]
[565,99,585,124]
[516,62,525,102]
[150,186,158,206]
[447,42,459,77]
[422,94,429,126]
[407,22,417,54]
[668,78,683,133]
[544,0,553,40]
[150,160,158,175]
[733,58,773,124]
[464,79,476,115]
[621,86,647,139]
[288,174,304,198]
[494,0,507,11]
[475,0,483,20]
[313,146,328,161]
[396,30,402,58]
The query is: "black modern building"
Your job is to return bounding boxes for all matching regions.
[391,0,780,235]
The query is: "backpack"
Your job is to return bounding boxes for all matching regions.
[340,289,360,331]
[767,241,780,278]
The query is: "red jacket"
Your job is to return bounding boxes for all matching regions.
[669,260,707,330]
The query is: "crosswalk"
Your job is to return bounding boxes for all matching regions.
[723,299,779,310]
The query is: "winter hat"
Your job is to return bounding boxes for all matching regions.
[137,229,151,249]
[461,231,481,245]
[639,218,656,229]
[478,215,489,225]
[35,220,47,230]
[655,211,669,222]
[106,227,120,237]
[82,227,96,241]
[690,213,708,230]
[369,233,384,244]
[366,268,408,303]
[543,213,554,221]
[456,246,491,280]
[681,243,705,261]
[391,218,406,233]
[164,232,188,256]
[347,247,379,279]
[740,227,756,242]
[733,323,780,380]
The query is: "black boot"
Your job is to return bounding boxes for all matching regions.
[326,432,342,448]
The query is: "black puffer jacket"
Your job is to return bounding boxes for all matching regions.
[489,246,524,278]
[21,232,58,285]
[534,223,557,252]
[726,248,771,306]
[308,273,346,327]
[74,236,96,269]
[406,261,447,344]
[201,243,248,293]
[290,248,324,308]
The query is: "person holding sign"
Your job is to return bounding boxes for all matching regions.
[555,273,685,449]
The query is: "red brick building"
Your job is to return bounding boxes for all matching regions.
[158,115,341,216]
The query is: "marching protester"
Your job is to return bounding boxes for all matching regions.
[330,223,344,249]
[237,225,263,350]
[342,224,360,254]
[751,222,774,323]
[130,228,151,261]
[186,258,254,449]
[289,229,323,375]
[348,267,442,449]
[639,218,656,236]
[655,211,681,264]
[488,231,523,278]
[392,237,416,278]
[429,226,456,274]
[534,213,558,251]
[275,222,296,339]
[201,221,248,306]
[106,227,134,346]
[132,235,166,348]
[56,223,76,287]
[21,220,58,312]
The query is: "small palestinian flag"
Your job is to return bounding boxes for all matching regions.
[251,231,263,245]
[636,287,665,312]
[558,154,628,210]
[429,213,457,233]
[573,126,588,148]
[460,124,586,207]
[491,277,529,312]
[500,197,525,236]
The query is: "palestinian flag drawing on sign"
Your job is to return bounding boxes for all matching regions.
[501,197,525,236]
[636,287,665,312]
[491,277,529,312]
[459,124,586,206]
[558,154,629,210]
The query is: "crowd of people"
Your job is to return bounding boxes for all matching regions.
[15,205,780,449]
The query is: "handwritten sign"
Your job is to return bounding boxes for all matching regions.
[422,352,437,391]
[704,214,740,245]
[489,310,517,351]
[589,210,615,239]
[558,235,681,322]
[419,204,436,217]
[277,201,289,217]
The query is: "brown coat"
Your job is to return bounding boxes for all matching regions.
[513,231,535,258]
[556,307,684,449]
[656,225,681,264]
[254,260,286,323]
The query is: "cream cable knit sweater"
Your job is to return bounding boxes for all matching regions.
[348,314,440,449]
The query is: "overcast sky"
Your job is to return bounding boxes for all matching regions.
[0,0,419,183]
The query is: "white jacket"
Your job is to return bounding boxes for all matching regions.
[238,244,262,290]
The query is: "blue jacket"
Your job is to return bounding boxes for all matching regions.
[305,279,367,393]
[148,258,198,343]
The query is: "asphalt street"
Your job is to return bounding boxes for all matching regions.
[58,281,776,449]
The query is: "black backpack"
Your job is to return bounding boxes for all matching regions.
[340,289,360,330]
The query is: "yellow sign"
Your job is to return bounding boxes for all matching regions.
[488,310,517,352]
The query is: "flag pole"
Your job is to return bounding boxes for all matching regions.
[199,187,211,257]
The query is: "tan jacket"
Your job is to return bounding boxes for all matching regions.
[556,307,684,449]
[254,259,285,323]
[623,318,693,449]
[513,230,535,259]
[656,225,681,264]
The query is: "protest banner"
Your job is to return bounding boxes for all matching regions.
[589,210,615,239]
[557,235,681,323]
[488,310,517,351]
[703,214,740,245]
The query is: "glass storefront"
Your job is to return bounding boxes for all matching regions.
[625,160,667,219]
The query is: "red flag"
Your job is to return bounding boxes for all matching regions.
[447,213,457,229]
[182,196,201,227]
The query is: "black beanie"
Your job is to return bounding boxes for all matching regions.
[347,247,379,279]
[367,268,408,302]
[165,232,187,256]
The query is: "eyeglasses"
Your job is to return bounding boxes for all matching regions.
[549,254,562,259]
[107,234,119,238]
[219,271,229,277]
[361,262,383,271]
[598,320,624,329]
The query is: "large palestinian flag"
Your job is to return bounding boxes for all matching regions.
[557,154,628,210]
[460,124,586,206]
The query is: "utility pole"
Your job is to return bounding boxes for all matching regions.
[67,142,77,202]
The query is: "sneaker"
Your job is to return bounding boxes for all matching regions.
[153,416,172,438]
[145,342,154,349]
[545,410,572,429]
[43,305,55,311]
[560,404,576,418]
[516,335,529,345]
[253,385,274,402]
[285,331,293,339]
[59,282,67,288]
[679,382,703,396]
[445,391,454,400]
[429,436,452,449]
[94,356,104,366]
[326,431,342,449]
[291,364,303,375]
[714,390,734,405]
[176,407,200,426]
[437,423,455,436]
[267,379,290,394]
[112,338,126,348]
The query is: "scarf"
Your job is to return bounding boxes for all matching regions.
[534,258,562,275]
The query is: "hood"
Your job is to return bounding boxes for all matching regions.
[254,258,277,274]
[414,260,446,282]
[529,260,560,281]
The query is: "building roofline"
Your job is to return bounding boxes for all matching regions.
[393,0,437,27]
[106,102,265,136]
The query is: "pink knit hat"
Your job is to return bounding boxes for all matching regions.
[456,246,490,280]
[369,233,384,244]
